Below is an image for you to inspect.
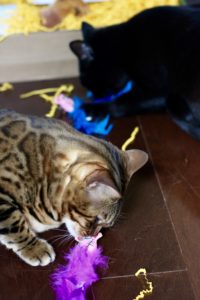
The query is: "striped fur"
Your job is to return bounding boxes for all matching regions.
[0,109,147,266]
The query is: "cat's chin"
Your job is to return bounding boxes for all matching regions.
[63,218,92,241]
[63,217,79,240]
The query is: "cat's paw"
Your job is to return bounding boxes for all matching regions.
[18,238,55,267]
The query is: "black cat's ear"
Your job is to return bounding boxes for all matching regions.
[69,40,94,61]
[82,22,95,41]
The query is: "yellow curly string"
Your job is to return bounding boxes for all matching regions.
[0,0,180,41]
[133,268,153,300]
[121,126,139,151]
[20,84,74,117]
[0,82,13,92]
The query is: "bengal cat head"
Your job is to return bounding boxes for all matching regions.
[61,149,148,240]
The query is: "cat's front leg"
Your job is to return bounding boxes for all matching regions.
[17,237,55,267]
[0,205,55,266]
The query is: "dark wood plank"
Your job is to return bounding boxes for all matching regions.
[140,114,200,299]
[0,79,196,299]
[101,118,186,276]
[92,271,196,300]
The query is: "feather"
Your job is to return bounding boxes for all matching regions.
[51,234,108,300]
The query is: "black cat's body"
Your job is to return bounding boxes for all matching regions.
[70,5,200,140]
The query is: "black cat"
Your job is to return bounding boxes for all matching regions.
[70,5,200,140]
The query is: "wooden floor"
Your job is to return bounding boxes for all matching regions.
[0,78,199,300]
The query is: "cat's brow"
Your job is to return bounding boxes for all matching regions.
[69,204,93,219]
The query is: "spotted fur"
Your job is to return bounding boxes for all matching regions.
[0,109,147,266]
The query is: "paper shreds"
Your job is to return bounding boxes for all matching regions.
[0,0,180,39]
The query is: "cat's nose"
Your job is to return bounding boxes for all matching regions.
[103,220,114,228]
[90,226,102,236]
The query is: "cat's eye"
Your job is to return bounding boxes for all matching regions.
[94,216,100,224]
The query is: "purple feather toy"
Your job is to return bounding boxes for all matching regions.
[51,233,108,300]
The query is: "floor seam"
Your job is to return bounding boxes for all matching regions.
[137,116,198,300]
[102,268,188,279]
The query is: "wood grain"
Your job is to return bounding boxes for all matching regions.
[0,78,197,299]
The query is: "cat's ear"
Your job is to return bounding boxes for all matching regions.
[69,40,94,61]
[82,21,95,41]
[85,169,121,203]
[86,182,121,205]
[124,149,148,180]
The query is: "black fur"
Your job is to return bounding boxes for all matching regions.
[70,5,200,140]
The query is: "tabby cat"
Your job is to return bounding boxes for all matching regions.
[0,109,147,266]
[70,5,200,140]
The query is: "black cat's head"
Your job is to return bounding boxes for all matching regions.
[69,22,129,98]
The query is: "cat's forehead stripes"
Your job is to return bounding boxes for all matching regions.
[67,203,95,230]
[0,109,128,266]
[1,120,27,139]
[69,204,93,218]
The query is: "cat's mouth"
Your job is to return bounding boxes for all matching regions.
[76,232,100,242]
[74,225,102,241]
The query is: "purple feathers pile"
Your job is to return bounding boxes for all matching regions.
[51,243,108,300]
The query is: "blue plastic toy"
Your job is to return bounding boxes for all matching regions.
[68,96,113,136]
[87,80,133,104]
[66,80,133,136]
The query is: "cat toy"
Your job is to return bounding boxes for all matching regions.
[55,94,113,135]
[51,232,108,300]
[51,234,153,300]
[20,84,74,117]
[20,84,112,136]
[53,80,133,135]
[20,78,134,136]
[87,80,133,104]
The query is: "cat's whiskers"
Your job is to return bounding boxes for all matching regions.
[119,211,127,218]
[108,214,127,232]
[57,235,73,248]
[67,237,75,249]
[50,236,67,245]
[48,234,66,244]
[115,213,127,223]
[47,232,67,240]
[109,226,118,233]
[48,232,73,246]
